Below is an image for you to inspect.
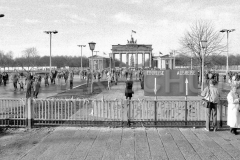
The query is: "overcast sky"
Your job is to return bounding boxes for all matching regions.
[0,0,239,58]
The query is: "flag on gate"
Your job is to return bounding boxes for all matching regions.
[132,30,136,33]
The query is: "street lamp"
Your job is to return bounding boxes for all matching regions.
[109,53,112,70]
[0,14,4,18]
[44,30,58,74]
[201,40,207,91]
[77,45,86,79]
[187,43,194,70]
[88,42,96,93]
[220,29,235,80]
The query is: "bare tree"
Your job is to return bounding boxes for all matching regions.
[0,50,14,71]
[20,47,39,71]
[180,20,225,82]
[0,50,6,71]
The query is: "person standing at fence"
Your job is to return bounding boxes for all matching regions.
[201,79,220,132]
[125,77,134,100]
[227,85,240,135]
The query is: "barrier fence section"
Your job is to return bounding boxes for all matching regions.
[0,98,228,128]
[0,98,26,127]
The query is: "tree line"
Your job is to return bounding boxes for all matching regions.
[0,48,125,70]
[175,54,240,67]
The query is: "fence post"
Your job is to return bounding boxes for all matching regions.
[27,98,33,128]
[127,99,131,127]
[154,100,157,126]
[185,96,188,126]
[217,100,223,128]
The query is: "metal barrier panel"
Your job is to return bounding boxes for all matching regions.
[156,100,186,121]
[127,99,227,127]
[0,98,228,128]
[92,100,125,121]
[0,98,26,127]
[129,100,155,121]
[33,99,126,127]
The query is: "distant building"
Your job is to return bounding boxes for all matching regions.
[111,36,153,68]
[88,55,108,71]
[153,54,175,69]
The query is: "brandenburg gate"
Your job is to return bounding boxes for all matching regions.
[111,37,153,68]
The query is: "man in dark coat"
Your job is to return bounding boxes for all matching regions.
[2,72,8,86]
[125,77,134,100]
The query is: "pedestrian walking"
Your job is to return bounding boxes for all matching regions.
[201,79,220,132]
[12,73,18,91]
[2,72,7,86]
[107,72,112,90]
[33,78,40,98]
[18,75,24,91]
[25,76,32,98]
[69,71,74,89]
[125,77,134,100]
[139,72,144,89]
[44,74,49,86]
[64,71,68,84]
[227,85,240,135]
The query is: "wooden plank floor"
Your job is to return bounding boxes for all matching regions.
[19,127,240,160]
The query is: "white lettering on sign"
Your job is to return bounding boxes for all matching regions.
[177,70,196,75]
[146,71,164,75]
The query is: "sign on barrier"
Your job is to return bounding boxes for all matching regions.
[144,70,198,96]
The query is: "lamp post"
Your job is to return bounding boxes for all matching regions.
[201,40,207,91]
[0,14,4,18]
[44,30,58,74]
[187,43,194,70]
[109,53,112,70]
[77,45,86,79]
[94,51,99,70]
[88,42,96,93]
[220,29,235,81]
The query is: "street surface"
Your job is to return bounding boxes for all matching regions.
[0,76,86,99]
[2,127,240,160]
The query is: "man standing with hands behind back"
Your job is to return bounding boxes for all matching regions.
[201,79,220,132]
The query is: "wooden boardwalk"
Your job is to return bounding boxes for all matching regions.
[18,127,240,160]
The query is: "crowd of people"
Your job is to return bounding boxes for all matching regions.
[0,69,75,98]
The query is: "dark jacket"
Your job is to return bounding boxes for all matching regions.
[125,80,133,97]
